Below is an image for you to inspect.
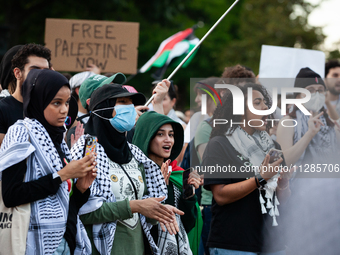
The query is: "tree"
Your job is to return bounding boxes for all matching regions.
[0,0,325,110]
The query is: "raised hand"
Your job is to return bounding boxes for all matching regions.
[70,121,84,148]
[260,154,283,181]
[161,159,171,185]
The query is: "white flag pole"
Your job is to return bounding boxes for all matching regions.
[145,0,240,106]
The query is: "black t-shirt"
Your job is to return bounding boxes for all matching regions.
[203,136,286,253]
[0,96,23,133]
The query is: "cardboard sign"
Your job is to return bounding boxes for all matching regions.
[45,18,139,74]
[258,45,325,92]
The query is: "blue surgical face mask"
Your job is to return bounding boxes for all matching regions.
[110,104,137,132]
[91,104,137,132]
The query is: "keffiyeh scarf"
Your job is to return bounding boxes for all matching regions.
[157,184,192,255]
[71,135,168,255]
[294,110,337,166]
[0,118,91,255]
[226,126,280,226]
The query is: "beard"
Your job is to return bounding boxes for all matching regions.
[329,86,340,96]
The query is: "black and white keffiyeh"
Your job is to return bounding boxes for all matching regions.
[0,118,91,255]
[71,135,168,255]
[226,126,280,226]
[294,110,338,166]
[157,185,192,255]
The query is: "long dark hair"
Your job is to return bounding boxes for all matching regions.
[210,83,272,138]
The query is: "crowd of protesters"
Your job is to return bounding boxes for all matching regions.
[0,43,340,255]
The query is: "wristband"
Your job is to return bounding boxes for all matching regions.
[255,173,267,187]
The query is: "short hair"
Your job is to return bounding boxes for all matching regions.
[11,43,51,71]
[325,59,340,77]
[9,44,51,93]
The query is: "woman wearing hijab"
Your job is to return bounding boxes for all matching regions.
[0,69,96,255]
[71,83,182,255]
[203,83,291,255]
[133,111,203,255]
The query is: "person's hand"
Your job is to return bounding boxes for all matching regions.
[307,111,324,137]
[161,159,171,185]
[152,79,170,105]
[70,122,84,148]
[130,197,175,224]
[159,205,184,235]
[260,154,283,181]
[325,91,332,105]
[76,166,97,193]
[58,153,96,182]
[188,170,203,189]
[86,64,101,74]
[277,166,295,190]
[135,105,149,123]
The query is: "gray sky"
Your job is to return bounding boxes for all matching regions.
[306,0,340,51]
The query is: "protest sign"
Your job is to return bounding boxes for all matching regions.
[45,18,139,73]
[258,45,325,92]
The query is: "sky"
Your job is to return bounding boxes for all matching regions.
[306,0,340,51]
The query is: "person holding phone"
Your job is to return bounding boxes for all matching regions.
[133,110,202,255]
[71,83,183,255]
[203,83,292,255]
[0,69,96,255]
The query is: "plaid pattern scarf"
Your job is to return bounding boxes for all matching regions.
[0,118,91,255]
[71,135,167,255]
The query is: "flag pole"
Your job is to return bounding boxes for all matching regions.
[144,0,240,106]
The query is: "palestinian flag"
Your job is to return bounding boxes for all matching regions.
[139,27,199,76]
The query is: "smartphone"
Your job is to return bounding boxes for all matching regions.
[268,148,283,163]
[83,135,98,157]
[183,167,195,199]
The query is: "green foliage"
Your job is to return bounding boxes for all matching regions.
[1,0,325,110]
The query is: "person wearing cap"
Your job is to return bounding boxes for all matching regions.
[71,83,183,255]
[0,44,51,146]
[276,67,340,167]
[69,71,96,125]
[0,69,96,254]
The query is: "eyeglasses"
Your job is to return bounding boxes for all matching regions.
[306,88,325,94]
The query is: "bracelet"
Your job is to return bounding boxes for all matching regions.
[277,182,289,191]
[254,176,260,188]
[255,173,267,187]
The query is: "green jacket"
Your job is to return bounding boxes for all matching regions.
[133,111,203,255]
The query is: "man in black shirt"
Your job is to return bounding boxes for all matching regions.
[0,44,51,145]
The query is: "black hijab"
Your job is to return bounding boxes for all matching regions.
[85,84,145,164]
[22,69,70,144]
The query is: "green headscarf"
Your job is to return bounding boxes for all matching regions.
[132,111,184,161]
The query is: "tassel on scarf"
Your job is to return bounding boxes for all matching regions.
[272,216,278,226]
[275,195,280,206]
[259,193,267,214]
[266,199,273,209]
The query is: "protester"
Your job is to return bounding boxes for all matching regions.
[276,68,340,255]
[276,67,339,167]
[0,45,23,94]
[66,72,126,148]
[194,66,256,255]
[152,81,186,127]
[0,43,51,145]
[325,59,340,118]
[133,111,203,255]
[0,69,96,254]
[203,83,291,255]
[71,83,183,255]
